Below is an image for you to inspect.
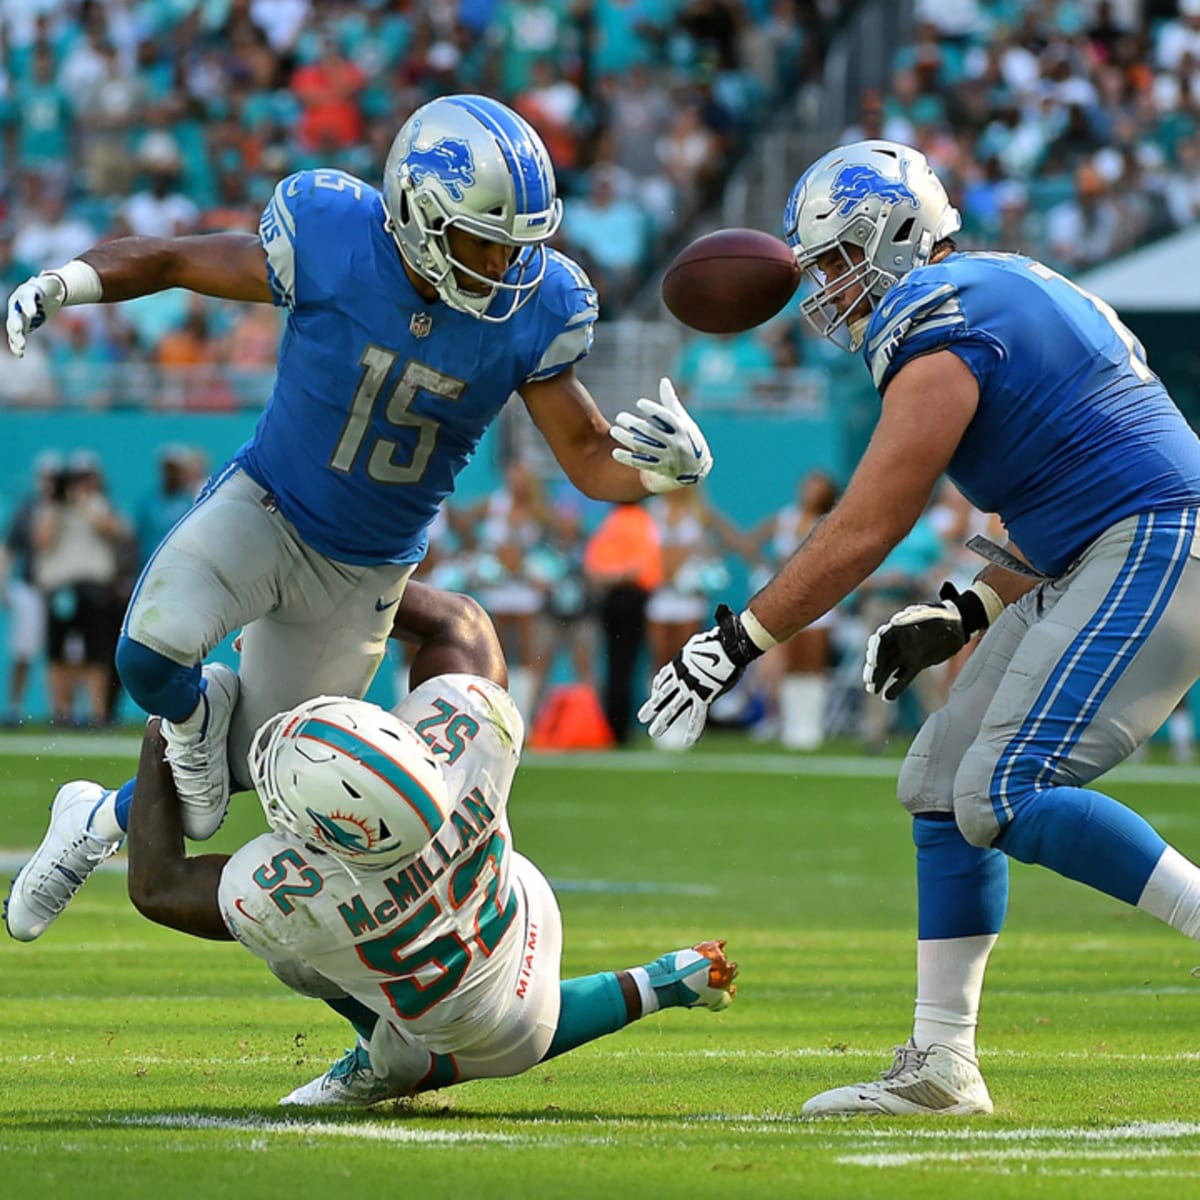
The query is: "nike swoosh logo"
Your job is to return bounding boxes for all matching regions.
[375,596,400,613]
[233,897,261,924]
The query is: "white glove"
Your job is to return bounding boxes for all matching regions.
[7,273,67,358]
[610,377,713,493]
[638,604,762,747]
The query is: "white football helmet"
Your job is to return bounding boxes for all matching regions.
[249,696,451,871]
[783,140,961,350]
[383,94,562,322]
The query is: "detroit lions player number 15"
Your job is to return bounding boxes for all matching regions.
[638,139,1200,1115]
[3,94,713,944]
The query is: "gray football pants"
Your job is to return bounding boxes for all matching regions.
[898,508,1200,846]
[123,467,415,784]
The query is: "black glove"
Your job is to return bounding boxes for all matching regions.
[863,582,991,702]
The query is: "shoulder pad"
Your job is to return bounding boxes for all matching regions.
[865,267,964,389]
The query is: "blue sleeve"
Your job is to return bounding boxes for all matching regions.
[864,267,1006,395]
[258,169,375,311]
[525,250,599,382]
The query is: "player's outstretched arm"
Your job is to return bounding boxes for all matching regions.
[126,718,234,941]
[390,582,507,690]
[7,233,272,357]
[522,370,711,501]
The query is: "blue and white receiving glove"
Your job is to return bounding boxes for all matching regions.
[7,261,103,357]
[639,604,773,747]
[610,377,713,493]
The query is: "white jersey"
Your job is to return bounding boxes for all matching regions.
[218,674,528,1053]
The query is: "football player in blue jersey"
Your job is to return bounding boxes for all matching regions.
[3,94,711,943]
[639,139,1200,1114]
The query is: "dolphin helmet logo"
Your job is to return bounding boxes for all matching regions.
[829,161,920,218]
[404,120,477,202]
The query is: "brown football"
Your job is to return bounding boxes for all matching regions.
[661,228,802,334]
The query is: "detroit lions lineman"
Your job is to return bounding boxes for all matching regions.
[4,95,710,942]
[123,584,737,1106]
[638,139,1200,1113]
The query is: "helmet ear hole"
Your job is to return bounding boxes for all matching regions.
[893,217,915,244]
[341,781,362,799]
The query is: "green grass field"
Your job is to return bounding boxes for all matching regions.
[2,733,1200,1198]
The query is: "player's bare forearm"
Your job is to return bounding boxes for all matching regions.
[390,582,507,688]
[125,719,233,941]
[521,370,648,501]
[80,234,273,304]
[746,350,979,643]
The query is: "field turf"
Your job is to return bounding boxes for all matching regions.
[2,732,1199,1198]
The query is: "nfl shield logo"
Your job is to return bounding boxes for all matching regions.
[410,312,432,338]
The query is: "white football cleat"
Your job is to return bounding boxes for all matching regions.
[5,781,121,942]
[162,663,239,841]
[802,1040,994,1117]
[280,1042,401,1108]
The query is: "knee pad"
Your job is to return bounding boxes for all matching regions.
[953,742,1006,848]
[115,636,201,722]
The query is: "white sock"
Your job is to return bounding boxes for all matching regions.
[1137,846,1200,940]
[626,966,660,1015]
[87,789,124,842]
[912,933,998,1057]
[779,674,826,751]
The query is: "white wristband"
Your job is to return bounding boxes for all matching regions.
[639,469,682,495]
[967,581,1005,627]
[46,259,103,306]
[739,607,779,652]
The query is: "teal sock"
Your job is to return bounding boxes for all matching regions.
[543,972,628,1060]
[412,1052,459,1094]
[322,995,378,1044]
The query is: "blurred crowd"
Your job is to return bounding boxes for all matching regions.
[1,442,207,728]
[847,0,1200,272]
[0,0,834,405]
[3,441,1196,759]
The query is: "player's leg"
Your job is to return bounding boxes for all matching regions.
[802,596,1029,1116]
[224,555,416,781]
[956,508,1200,932]
[5,472,301,941]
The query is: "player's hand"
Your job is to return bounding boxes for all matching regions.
[864,581,992,701]
[6,272,67,358]
[610,377,713,493]
[639,604,762,746]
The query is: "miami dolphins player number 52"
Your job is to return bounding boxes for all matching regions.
[3,94,713,946]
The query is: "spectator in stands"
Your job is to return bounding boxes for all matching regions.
[2,450,61,726]
[656,98,723,222]
[9,43,72,177]
[291,36,366,154]
[1045,160,1123,269]
[134,443,202,570]
[1156,0,1200,72]
[120,133,201,239]
[583,501,663,745]
[645,485,732,749]
[527,492,596,715]
[11,179,96,278]
[560,165,648,311]
[744,470,840,751]
[31,450,130,728]
[671,328,775,410]
[457,461,549,721]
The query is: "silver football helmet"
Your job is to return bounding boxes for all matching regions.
[783,140,961,350]
[383,94,563,322]
[249,696,451,871]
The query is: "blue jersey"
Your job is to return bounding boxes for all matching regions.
[235,169,598,565]
[864,252,1200,576]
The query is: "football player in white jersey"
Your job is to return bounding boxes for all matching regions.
[5,94,711,943]
[639,140,1200,1115]
[123,581,737,1106]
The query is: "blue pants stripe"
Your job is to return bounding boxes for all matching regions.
[991,509,1196,828]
